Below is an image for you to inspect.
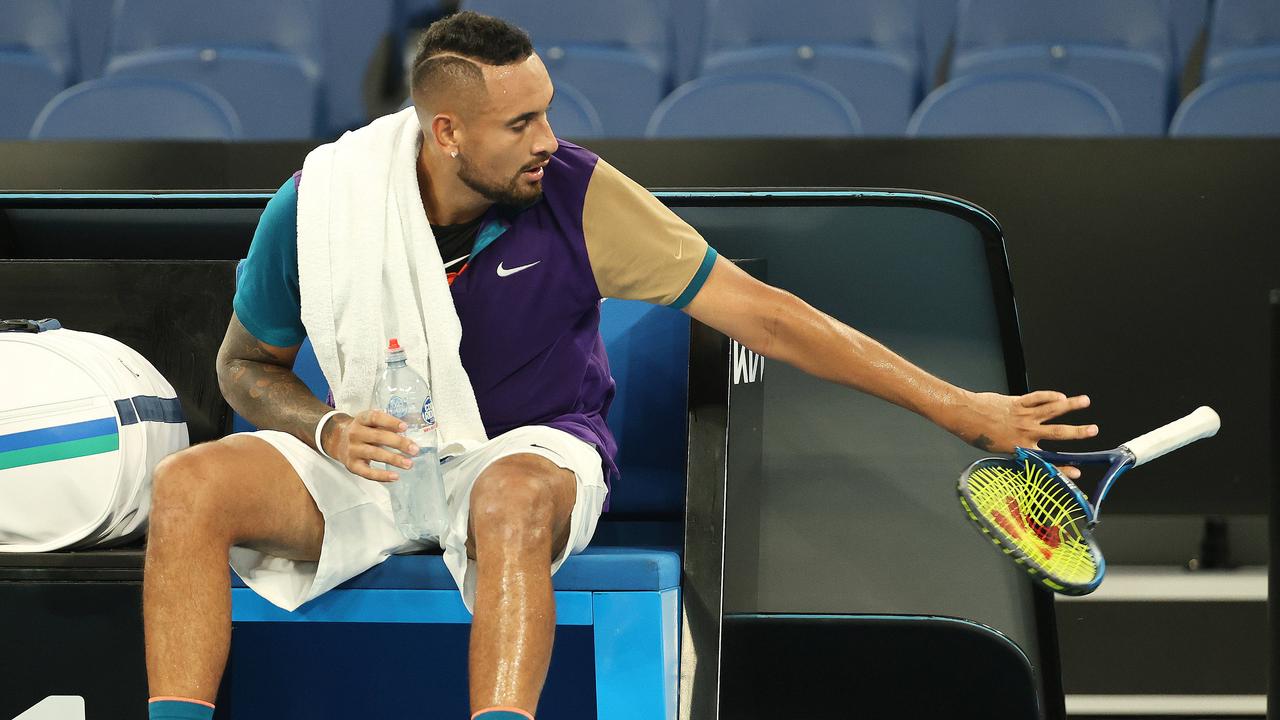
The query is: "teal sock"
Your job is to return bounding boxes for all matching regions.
[472,711,532,720]
[148,699,215,720]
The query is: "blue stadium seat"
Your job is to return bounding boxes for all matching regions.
[907,73,1123,136]
[104,0,322,139]
[1204,0,1280,81]
[1172,0,1209,75]
[69,0,112,81]
[397,0,452,27]
[29,77,242,140]
[919,0,959,87]
[1170,73,1280,136]
[701,0,923,135]
[463,0,673,137]
[547,82,605,139]
[952,0,1175,135]
[320,0,396,135]
[646,72,863,138]
[596,300,688,515]
[0,0,73,139]
[671,0,710,86]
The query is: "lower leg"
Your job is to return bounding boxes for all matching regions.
[143,438,326,705]
[466,455,577,716]
[468,535,558,714]
[143,513,234,703]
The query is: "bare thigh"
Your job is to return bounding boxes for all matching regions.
[150,434,325,562]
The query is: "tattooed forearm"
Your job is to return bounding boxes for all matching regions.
[216,313,334,448]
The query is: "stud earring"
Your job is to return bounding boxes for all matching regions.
[450,151,458,158]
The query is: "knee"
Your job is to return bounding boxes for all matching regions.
[149,443,230,535]
[469,456,562,548]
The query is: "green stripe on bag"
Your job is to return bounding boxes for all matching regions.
[0,434,120,471]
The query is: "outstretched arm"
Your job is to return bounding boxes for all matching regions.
[682,257,1097,475]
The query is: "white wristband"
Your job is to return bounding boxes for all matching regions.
[314,410,344,461]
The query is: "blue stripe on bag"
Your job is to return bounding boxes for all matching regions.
[115,396,186,425]
[0,417,118,452]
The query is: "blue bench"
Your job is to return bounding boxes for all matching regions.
[228,293,697,719]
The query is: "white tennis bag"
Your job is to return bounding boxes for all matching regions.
[0,320,189,552]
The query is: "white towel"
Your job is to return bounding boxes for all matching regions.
[296,107,488,453]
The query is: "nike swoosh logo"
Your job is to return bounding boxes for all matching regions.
[496,260,541,277]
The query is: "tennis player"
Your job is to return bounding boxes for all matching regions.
[142,12,1097,720]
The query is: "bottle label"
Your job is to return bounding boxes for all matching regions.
[387,395,408,419]
[421,396,436,428]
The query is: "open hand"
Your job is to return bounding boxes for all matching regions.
[957,390,1098,479]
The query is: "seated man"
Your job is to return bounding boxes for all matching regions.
[141,11,1097,720]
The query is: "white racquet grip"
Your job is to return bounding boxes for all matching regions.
[1121,406,1220,467]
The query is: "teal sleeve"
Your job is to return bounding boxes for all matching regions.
[669,246,718,310]
[232,175,306,347]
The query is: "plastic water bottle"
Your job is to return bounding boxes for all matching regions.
[374,338,447,541]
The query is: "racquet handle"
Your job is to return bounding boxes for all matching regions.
[1122,406,1220,467]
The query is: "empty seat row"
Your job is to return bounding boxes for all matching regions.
[28,70,1272,142]
[7,1,1280,140]
[1,0,453,140]
[468,0,1280,137]
[639,70,1280,138]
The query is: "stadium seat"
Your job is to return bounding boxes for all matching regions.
[547,82,605,139]
[1170,73,1280,137]
[1204,0,1280,81]
[462,0,673,137]
[320,0,396,135]
[701,0,923,135]
[30,77,242,140]
[1171,0,1209,75]
[104,0,322,139]
[646,72,862,138]
[69,0,111,81]
[907,73,1123,136]
[919,0,959,87]
[398,0,452,27]
[952,0,1175,135]
[0,0,74,139]
[671,0,710,86]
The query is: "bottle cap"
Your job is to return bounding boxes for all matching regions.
[388,338,401,350]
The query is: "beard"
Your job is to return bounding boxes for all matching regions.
[457,152,544,209]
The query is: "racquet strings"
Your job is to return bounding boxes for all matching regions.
[965,457,1098,586]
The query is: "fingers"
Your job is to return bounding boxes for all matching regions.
[1054,464,1082,481]
[349,420,418,456]
[1042,423,1100,441]
[347,457,401,483]
[359,427,418,455]
[343,411,418,482]
[1018,390,1066,407]
[362,444,415,470]
[355,409,407,433]
[1034,394,1092,420]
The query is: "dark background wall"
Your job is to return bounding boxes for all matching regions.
[2,138,1276,521]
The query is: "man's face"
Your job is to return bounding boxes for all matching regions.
[455,54,558,209]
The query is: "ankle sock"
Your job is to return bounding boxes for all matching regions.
[148,697,215,720]
[472,708,534,720]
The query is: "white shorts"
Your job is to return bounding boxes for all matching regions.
[227,425,609,613]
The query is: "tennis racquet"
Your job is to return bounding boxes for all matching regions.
[957,406,1220,595]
